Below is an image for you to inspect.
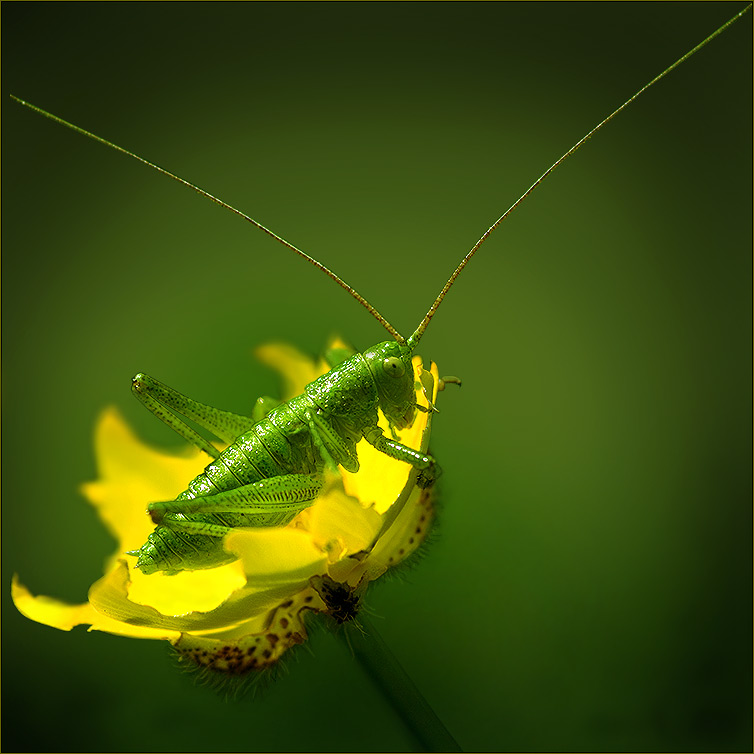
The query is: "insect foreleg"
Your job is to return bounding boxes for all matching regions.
[131,373,256,454]
[148,474,323,530]
[363,426,440,487]
[306,410,360,474]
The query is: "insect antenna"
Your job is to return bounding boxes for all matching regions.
[406,3,751,349]
[9,95,406,345]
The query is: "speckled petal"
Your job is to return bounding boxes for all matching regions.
[369,484,435,570]
[88,560,318,634]
[173,584,323,673]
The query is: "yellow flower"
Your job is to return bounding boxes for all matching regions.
[13,339,440,675]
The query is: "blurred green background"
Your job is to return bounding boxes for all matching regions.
[3,2,751,752]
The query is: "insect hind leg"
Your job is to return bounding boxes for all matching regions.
[132,373,257,457]
[148,474,324,534]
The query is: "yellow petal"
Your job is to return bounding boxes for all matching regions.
[299,478,383,560]
[81,407,207,560]
[12,574,178,640]
[88,560,312,634]
[323,335,354,354]
[342,438,412,515]
[12,575,99,631]
[225,527,328,585]
[327,552,373,584]
[127,560,247,615]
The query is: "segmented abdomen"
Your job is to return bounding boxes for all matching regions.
[135,393,321,574]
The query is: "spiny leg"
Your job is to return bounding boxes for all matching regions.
[148,474,323,536]
[132,373,257,456]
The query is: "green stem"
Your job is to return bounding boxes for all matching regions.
[341,615,462,753]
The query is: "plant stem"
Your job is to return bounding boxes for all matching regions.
[342,615,462,753]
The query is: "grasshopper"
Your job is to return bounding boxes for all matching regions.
[7,6,750,579]
[13,93,457,575]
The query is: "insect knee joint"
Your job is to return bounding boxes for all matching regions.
[131,373,147,392]
[147,502,165,525]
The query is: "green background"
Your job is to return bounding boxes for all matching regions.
[3,2,751,751]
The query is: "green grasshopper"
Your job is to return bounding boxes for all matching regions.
[11,90,453,574]
[9,5,750,577]
[129,334,443,573]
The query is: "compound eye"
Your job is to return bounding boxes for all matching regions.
[382,356,405,378]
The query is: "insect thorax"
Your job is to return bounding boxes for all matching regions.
[304,351,382,434]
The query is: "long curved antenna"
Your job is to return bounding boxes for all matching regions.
[10,95,406,345]
[407,3,751,348]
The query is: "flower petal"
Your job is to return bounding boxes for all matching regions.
[12,575,99,631]
[225,527,328,585]
[296,476,383,561]
[81,407,207,561]
[342,439,412,515]
[173,585,322,673]
[88,560,313,634]
[127,560,247,615]
[12,574,178,639]
[369,485,435,570]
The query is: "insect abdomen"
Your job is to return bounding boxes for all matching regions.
[134,396,321,574]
